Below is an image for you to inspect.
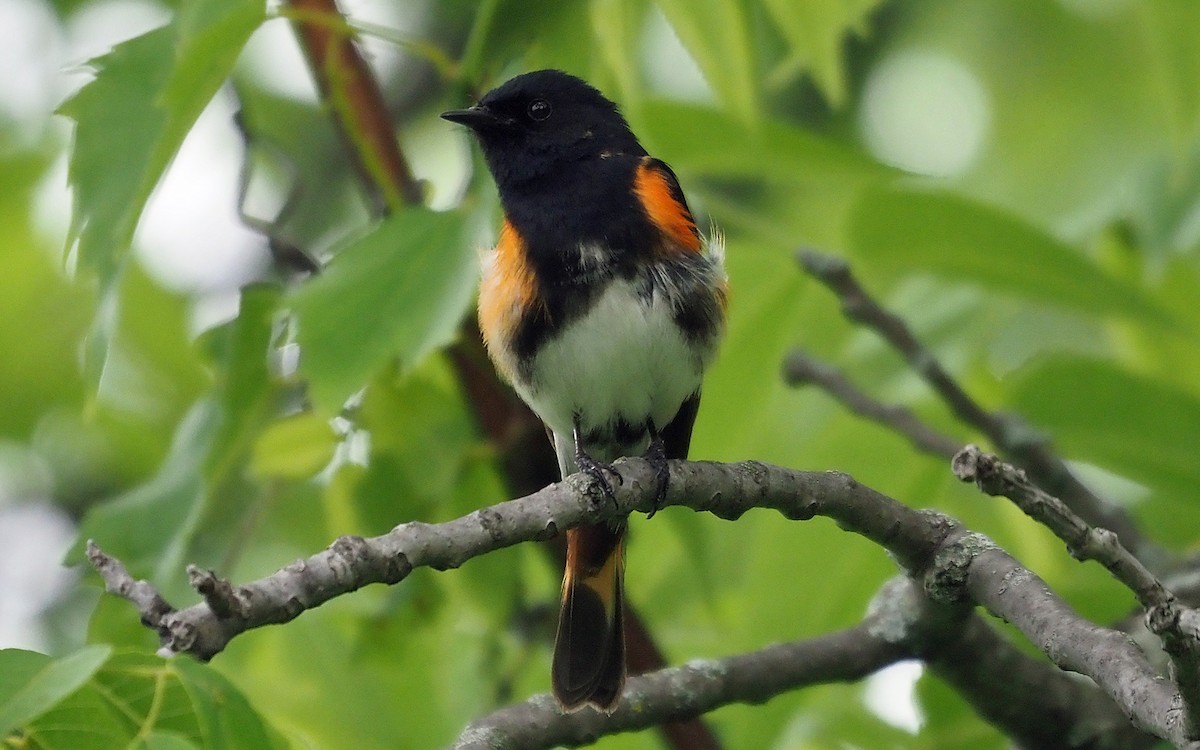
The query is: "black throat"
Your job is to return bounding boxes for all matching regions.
[499,152,656,289]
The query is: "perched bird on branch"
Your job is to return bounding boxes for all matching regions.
[443,69,727,711]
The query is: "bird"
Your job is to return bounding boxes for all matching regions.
[442,69,726,712]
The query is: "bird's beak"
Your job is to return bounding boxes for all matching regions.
[440,106,510,132]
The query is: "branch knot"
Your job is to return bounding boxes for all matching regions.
[924,531,996,605]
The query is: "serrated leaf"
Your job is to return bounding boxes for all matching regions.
[762,0,880,106]
[1009,356,1200,503]
[849,186,1175,326]
[250,413,337,479]
[290,207,476,412]
[652,0,759,123]
[60,0,265,280]
[0,646,112,738]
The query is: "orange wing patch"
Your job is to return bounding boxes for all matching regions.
[634,161,701,254]
[478,219,539,381]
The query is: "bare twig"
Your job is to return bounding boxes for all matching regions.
[796,249,1156,564]
[783,349,962,458]
[85,540,174,629]
[952,446,1167,606]
[954,445,1200,743]
[798,250,995,431]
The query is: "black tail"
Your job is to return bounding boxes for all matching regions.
[551,523,626,711]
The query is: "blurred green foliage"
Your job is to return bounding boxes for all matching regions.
[1,0,1198,748]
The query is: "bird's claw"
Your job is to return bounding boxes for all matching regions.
[645,436,670,519]
[576,452,622,509]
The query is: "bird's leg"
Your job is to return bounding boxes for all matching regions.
[573,416,621,508]
[644,422,670,518]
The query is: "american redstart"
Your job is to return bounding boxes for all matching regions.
[443,69,726,712]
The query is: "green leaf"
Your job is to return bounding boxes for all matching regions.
[142,732,201,750]
[76,399,220,589]
[192,284,290,548]
[651,0,759,123]
[290,207,476,412]
[849,186,1174,326]
[60,0,265,280]
[9,651,287,750]
[14,679,128,750]
[1008,356,1200,504]
[588,0,646,112]
[204,285,280,456]
[355,360,476,527]
[0,646,112,738]
[1138,1,1200,153]
[251,413,337,480]
[94,261,210,425]
[762,0,881,106]
[173,658,285,750]
[460,0,589,82]
[639,101,887,182]
[0,218,91,437]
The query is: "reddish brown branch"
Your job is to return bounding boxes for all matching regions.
[286,0,422,212]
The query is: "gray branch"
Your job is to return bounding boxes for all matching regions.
[952,446,1167,607]
[459,576,1153,749]
[796,249,1156,564]
[89,460,942,658]
[89,458,1193,747]
[955,444,1200,742]
[926,609,1156,749]
[782,349,963,458]
[455,616,909,749]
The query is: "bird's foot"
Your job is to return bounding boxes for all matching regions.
[575,450,622,509]
[644,429,670,519]
[573,418,622,509]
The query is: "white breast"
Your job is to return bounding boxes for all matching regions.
[514,278,707,449]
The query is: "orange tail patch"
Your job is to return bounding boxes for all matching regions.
[552,524,626,712]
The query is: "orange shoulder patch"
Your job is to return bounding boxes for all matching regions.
[633,161,701,253]
[478,219,539,381]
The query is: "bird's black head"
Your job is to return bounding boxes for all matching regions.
[442,70,645,190]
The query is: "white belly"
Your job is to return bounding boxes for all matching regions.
[514,278,706,447]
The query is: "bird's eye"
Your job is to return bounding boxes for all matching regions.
[527,99,552,121]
